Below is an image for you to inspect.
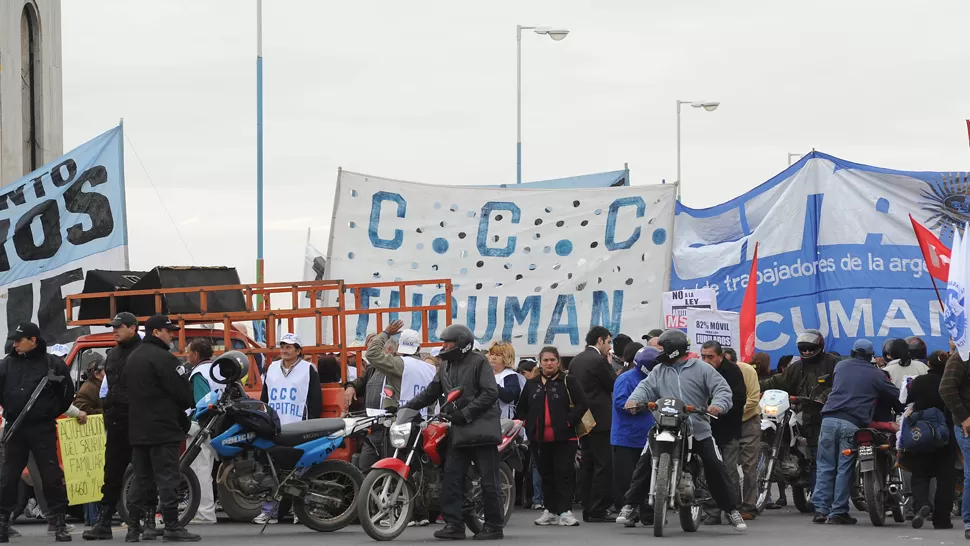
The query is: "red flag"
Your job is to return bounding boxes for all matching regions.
[739,242,759,363]
[966,120,970,147]
[909,214,951,282]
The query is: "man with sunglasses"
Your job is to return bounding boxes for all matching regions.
[759,329,839,496]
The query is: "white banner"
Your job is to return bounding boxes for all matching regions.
[662,288,717,329]
[0,127,127,343]
[326,171,677,355]
[686,308,740,351]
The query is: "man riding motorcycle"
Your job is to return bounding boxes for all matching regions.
[759,329,838,492]
[622,329,747,532]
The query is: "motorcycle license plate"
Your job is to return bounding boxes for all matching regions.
[860,458,874,472]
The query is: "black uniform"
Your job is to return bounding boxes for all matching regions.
[124,334,195,526]
[0,339,74,517]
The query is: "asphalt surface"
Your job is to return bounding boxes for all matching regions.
[10,505,969,545]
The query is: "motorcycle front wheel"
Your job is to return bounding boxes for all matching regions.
[791,484,814,513]
[653,452,672,538]
[292,460,364,532]
[215,462,262,522]
[754,442,771,513]
[862,470,886,526]
[358,469,414,541]
[118,464,201,528]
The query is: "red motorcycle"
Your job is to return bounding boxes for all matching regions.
[357,389,522,541]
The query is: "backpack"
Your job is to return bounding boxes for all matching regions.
[900,407,950,452]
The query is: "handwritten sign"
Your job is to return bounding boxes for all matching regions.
[57,414,106,505]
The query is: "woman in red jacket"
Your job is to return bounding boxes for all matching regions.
[515,347,588,527]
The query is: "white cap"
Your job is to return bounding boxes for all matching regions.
[49,344,69,357]
[398,329,421,355]
[280,332,302,347]
[430,347,442,357]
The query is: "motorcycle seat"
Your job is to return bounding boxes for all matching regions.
[274,418,346,447]
[501,419,516,436]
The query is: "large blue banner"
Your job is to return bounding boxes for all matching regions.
[671,152,965,363]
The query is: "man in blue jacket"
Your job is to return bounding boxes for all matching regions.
[812,339,900,525]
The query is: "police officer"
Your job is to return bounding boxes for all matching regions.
[124,315,198,542]
[0,322,75,542]
[83,312,160,541]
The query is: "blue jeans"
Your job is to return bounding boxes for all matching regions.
[954,425,970,530]
[811,417,858,517]
[532,462,544,505]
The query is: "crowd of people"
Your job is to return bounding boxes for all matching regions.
[8,313,970,542]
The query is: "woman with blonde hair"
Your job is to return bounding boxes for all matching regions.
[487,341,525,419]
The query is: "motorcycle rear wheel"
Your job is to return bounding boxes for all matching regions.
[791,485,814,513]
[863,470,886,526]
[653,453,671,538]
[358,469,415,541]
[292,460,363,532]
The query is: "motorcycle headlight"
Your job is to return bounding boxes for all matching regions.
[390,423,412,448]
[763,405,779,417]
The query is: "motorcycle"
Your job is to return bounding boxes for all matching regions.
[848,424,907,526]
[179,361,382,532]
[357,389,521,541]
[755,390,820,513]
[639,397,710,538]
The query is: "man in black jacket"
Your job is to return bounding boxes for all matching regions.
[568,326,617,522]
[699,341,746,525]
[124,315,198,543]
[0,322,75,542]
[83,312,158,540]
[403,324,503,541]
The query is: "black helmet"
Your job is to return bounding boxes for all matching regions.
[438,324,475,362]
[212,350,249,385]
[906,336,927,360]
[881,338,897,361]
[656,329,690,364]
[795,329,824,360]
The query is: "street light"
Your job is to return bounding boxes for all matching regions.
[675,100,720,199]
[517,24,570,184]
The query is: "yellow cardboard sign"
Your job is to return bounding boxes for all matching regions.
[56,414,106,505]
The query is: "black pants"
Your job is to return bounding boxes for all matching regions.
[0,423,68,515]
[357,428,387,472]
[911,443,957,526]
[612,446,642,512]
[128,444,181,523]
[694,437,738,512]
[536,440,578,515]
[442,445,503,530]
[579,432,613,516]
[624,448,652,508]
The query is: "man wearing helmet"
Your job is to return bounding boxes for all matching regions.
[622,329,748,532]
[759,329,839,492]
[402,324,504,541]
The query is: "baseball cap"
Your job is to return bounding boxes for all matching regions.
[642,328,664,341]
[398,329,421,355]
[106,312,138,328]
[145,314,180,333]
[280,332,302,347]
[49,344,70,357]
[7,322,41,341]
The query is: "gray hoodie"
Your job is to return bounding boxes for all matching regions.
[629,357,733,441]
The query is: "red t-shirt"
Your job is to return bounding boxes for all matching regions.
[543,396,555,442]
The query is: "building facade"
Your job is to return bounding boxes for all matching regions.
[0,0,63,186]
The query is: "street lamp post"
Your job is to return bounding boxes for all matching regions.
[675,99,719,200]
[517,25,569,184]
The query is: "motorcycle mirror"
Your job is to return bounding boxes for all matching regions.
[445,388,464,404]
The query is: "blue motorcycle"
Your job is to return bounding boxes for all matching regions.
[179,351,382,532]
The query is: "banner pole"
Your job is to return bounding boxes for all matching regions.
[930,275,946,312]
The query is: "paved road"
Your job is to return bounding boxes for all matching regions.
[11,506,968,545]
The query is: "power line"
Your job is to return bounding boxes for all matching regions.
[123,131,198,265]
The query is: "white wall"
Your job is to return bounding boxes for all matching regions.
[0,0,63,187]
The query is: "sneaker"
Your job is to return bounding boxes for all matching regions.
[828,513,857,525]
[534,510,559,526]
[433,524,466,540]
[532,504,545,511]
[583,511,616,523]
[252,513,277,525]
[162,526,201,542]
[558,511,580,527]
[727,511,747,532]
[912,506,931,529]
[812,512,828,524]
[616,505,637,528]
[408,520,431,527]
[293,514,299,525]
[472,526,503,541]
[188,518,217,525]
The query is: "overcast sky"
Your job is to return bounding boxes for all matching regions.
[61,0,970,285]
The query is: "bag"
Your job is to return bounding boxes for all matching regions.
[564,377,596,438]
[227,398,282,438]
[900,407,950,452]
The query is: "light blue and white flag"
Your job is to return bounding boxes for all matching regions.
[944,224,969,359]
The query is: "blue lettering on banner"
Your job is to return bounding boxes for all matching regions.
[427,294,458,341]
[354,287,381,340]
[605,196,645,251]
[545,294,579,345]
[369,191,407,250]
[503,296,541,344]
[467,295,498,342]
[477,202,520,257]
[671,151,960,362]
[590,290,623,336]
